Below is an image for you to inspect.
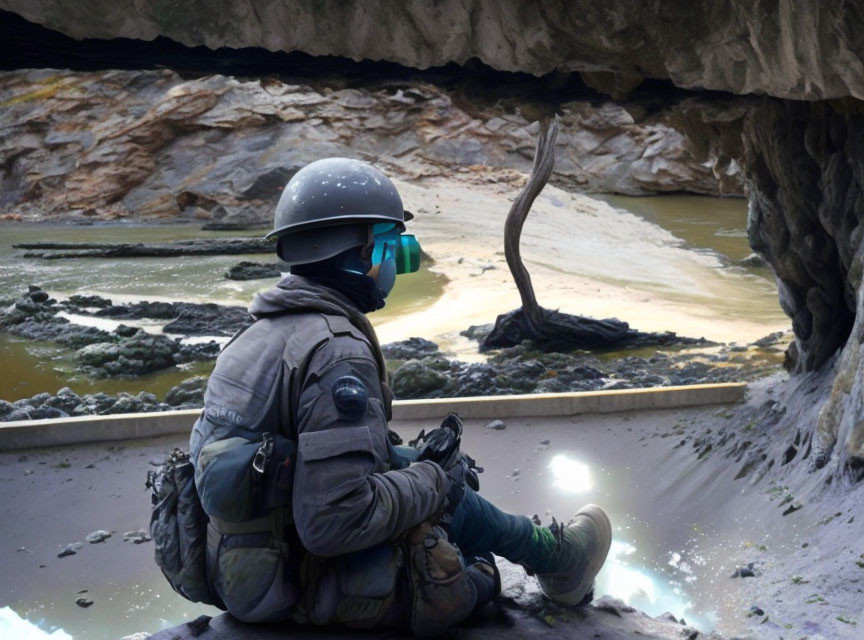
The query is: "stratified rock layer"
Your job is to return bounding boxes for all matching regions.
[2,0,862,101]
[0,68,734,224]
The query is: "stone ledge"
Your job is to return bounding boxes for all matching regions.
[0,383,745,451]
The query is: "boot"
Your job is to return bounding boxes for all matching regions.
[536,504,612,606]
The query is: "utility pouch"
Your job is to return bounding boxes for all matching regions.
[404,520,498,637]
[300,544,402,629]
[197,432,296,523]
[148,448,223,607]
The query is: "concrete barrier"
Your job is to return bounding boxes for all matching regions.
[0,383,745,450]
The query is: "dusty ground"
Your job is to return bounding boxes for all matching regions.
[2,382,861,639]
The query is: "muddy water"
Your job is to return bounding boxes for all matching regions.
[0,224,446,401]
[0,190,786,401]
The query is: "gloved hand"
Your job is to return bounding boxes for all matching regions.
[410,414,483,491]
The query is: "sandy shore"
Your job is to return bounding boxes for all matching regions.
[370,175,788,356]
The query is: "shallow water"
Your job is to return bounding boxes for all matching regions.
[596,194,758,264]
[0,191,786,401]
[0,223,446,401]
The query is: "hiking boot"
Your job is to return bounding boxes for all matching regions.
[536,504,612,606]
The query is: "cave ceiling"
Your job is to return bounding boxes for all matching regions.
[1,0,862,102]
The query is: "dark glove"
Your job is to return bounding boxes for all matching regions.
[411,413,463,469]
[412,414,483,491]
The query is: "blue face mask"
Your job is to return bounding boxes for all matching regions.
[370,223,421,297]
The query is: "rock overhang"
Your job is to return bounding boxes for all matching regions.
[1,0,863,101]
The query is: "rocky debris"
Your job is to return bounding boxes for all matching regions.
[57,542,82,558]
[17,238,273,259]
[485,419,506,431]
[782,501,803,516]
[738,252,767,268]
[0,286,225,378]
[390,338,781,399]
[123,530,152,544]
[731,563,758,578]
[85,529,111,543]
[85,299,252,337]
[77,335,176,377]
[163,376,208,408]
[67,294,112,308]
[1,377,212,422]
[226,261,286,281]
[0,68,737,228]
[381,337,440,361]
[481,306,708,353]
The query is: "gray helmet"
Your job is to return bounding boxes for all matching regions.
[267,157,412,265]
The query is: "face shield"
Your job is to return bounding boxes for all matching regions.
[367,222,421,298]
[370,223,421,274]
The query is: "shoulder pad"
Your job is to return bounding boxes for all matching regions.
[332,375,369,422]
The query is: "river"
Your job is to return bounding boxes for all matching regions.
[0,189,787,403]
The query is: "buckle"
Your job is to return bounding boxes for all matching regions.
[252,433,274,474]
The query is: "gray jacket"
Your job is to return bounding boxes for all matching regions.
[190,276,446,556]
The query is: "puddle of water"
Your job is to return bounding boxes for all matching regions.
[544,452,718,630]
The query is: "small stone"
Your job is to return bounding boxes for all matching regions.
[187,615,212,637]
[85,530,111,544]
[58,542,82,558]
[539,439,551,445]
[17,546,29,553]
[75,597,94,608]
[123,530,152,544]
[24,469,34,476]
[511,469,520,476]
[750,605,765,616]
[484,419,506,430]
[782,501,802,516]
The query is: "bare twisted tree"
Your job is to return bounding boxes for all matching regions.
[482,116,694,352]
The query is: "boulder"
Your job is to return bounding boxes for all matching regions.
[381,337,440,361]
[225,261,285,281]
[77,335,176,377]
[164,376,208,407]
[391,361,450,399]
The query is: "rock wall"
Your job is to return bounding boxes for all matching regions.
[675,97,864,470]
[0,68,733,224]
[2,0,863,101]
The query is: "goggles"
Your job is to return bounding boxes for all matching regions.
[371,223,421,274]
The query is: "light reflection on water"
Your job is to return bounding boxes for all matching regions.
[0,606,71,639]
[548,453,594,493]
[596,541,718,631]
[548,453,718,631]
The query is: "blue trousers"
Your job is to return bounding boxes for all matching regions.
[449,487,558,573]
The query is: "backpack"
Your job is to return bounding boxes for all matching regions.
[147,448,223,607]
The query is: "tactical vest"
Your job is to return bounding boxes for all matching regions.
[190,310,391,622]
[189,310,498,633]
